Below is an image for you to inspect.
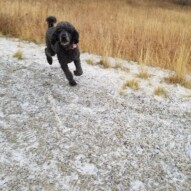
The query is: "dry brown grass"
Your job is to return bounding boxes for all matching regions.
[98,57,110,68]
[164,44,191,88]
[0,0,191,74]
[136,70,151,79]
[122,79,140,90]
[113,62,122,69]
[121,67,130,73]
[119,89,125,96]
[86,59,95,65]
[113,59,130,72]
[154,86,169,97]
[13,50,24,60]
[165,75,191,89]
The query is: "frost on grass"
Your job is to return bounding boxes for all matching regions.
[0,37,191,191]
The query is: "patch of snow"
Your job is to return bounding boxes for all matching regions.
[130,181,146,191]
[74,155,98,175]
[0,37,191,190]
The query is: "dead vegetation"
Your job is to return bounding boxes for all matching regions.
[13,50,24,60]
[136,70,151,79]
[122,79,140,90]
[154,86,169,97]
[165,75,191,89]
[0,0,191,76]
[98,57,110,68]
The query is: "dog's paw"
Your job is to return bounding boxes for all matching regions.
[46,56,53,65]
[74,70,83,76]
[69,81,77,86]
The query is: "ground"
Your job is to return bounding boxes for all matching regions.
[0,37,191,191]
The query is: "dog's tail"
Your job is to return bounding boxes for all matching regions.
[46,16,57,28]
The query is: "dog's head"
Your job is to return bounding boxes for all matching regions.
[51,23,79,48]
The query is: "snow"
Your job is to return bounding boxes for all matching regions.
[74,154,98,175]
[0,37,191,190]
[130,181,146,191]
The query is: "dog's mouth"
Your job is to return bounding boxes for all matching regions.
[61,41,70,46]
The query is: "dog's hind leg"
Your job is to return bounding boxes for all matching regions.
[73,59,83,76]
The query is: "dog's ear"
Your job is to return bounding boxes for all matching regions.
[72,30,79,44]
[51,27,62,45]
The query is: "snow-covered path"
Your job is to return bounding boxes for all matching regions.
[0,37,191,191]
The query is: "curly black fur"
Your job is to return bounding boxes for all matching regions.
[45,16,83,86]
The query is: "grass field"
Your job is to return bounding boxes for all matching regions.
[0,0,191,76]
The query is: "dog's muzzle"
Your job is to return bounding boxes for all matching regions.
[61,41,70,46]
[60,33,70,46]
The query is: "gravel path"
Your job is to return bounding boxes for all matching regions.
[0,37,191,191]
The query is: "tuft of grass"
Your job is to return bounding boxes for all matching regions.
[164,45,191,89]
[165,75,191,89]
[113,62,121,69]
[119,89,125,95]
[136,70,151,79]
[13,50,24,60]
[86,59,95,65]
[113,59,130,72]
[122,79,140,90]
[121,66,130,73]
[154,86,169,97]
[98,57,110,68]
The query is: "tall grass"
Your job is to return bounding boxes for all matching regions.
[0,0,191,73]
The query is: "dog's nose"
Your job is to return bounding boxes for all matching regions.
[62,35,68,42]
[62,36,66,40]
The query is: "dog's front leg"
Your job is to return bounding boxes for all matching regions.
[61,64,77,86]
[57,50,77,86]
[74,59,83,76]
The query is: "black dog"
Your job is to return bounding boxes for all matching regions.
[45,16,83,86]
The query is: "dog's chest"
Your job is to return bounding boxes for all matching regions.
[58,47,80,64]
